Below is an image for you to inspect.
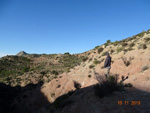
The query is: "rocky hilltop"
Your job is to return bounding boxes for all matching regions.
[0,29,150,113]
[16,51,28,56]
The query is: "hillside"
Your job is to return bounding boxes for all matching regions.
[0,29,150,113]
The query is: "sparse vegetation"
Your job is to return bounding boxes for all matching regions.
[129,42,135,48]
[51,70,59,75]
[82,56,88,62]
[94,46,99,49]
[104,40,111,47]
[102,51,107,56]
[113,41,119,46]
[97,47,104,54]
[121,42,128,47]
[145,77,150,81]
[117,47,123,53]
[88,58,92,62]
[93,59,100,65]
[144,37,150,42]
[50,90,74,111]
[94,74,124,98]
[0,53,83,86]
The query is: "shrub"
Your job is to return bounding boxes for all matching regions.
[124,83,133,87]
[104,40,111,47]
[107,40,111,44]
[101,66,104,69]
[82,56,88,62]
[50,93,55,97]
[89,65,95,69]
[122,57,131,66]
[95,46,99,49]
[93,59,100,65]
[102,52,107,56]
[51,90,74,110]
[124,60,130,66]
[51,70,59,75]
[110,50,114,54]
[144,37,150,42]
[121,42,128,47]
[129,43,135,48]
[73,81,81,89]
[94,74,124,98]
[99,58,104,64]
[57,84,61,88]
[97,47,104,54]
[88,74,92,78]
[113,41,119,46]
[88,58,92,62]
[138,44,147,49]
[117,47,123,53]
[141,65,149,72]
[64,52,70,55]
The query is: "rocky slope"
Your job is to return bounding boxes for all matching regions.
[0,29,150,113]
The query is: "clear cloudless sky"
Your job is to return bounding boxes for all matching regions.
[0,0,150,57]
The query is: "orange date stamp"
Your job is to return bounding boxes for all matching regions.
[118,101,141,105]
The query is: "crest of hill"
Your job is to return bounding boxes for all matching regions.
[16,51,28,56]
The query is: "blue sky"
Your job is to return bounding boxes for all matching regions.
[0,0,150,57]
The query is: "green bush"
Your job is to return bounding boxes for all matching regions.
[97,47,104,54]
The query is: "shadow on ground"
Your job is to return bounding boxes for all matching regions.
[0,81,150,113]
[0,82,51,113]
